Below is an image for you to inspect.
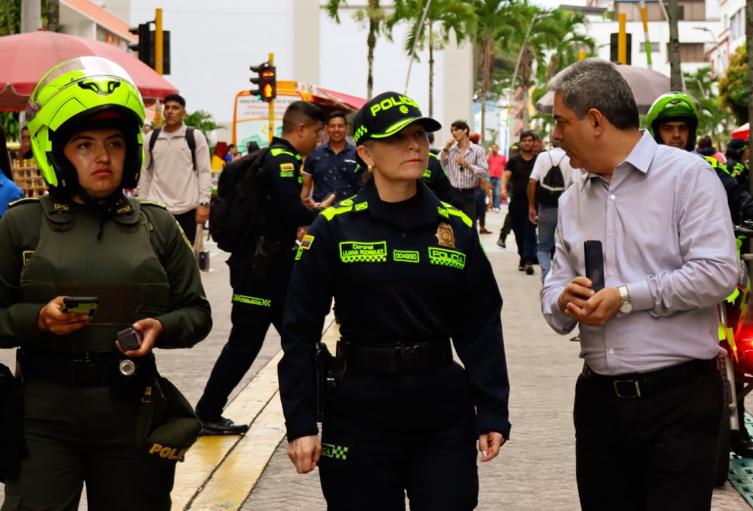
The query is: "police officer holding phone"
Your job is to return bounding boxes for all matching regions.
[279,92,511,511]
[0,57,211,510]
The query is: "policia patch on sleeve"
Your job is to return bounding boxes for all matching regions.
[280,162,296,178]
[294,234,315,261]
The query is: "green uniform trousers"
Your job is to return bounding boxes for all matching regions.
[2,380,175,511]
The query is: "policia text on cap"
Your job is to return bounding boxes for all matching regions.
[279,91,511,511]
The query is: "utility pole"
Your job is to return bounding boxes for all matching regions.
[666,0,682,90]
[21,0,41,32]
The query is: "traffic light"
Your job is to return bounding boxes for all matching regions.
[128,23,153,68]
[609,33,632,65]
[250,62,277,102]
[128,21,171,74]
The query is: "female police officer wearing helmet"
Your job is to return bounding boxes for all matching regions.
[279,91,511,510]
[0,57,211,510]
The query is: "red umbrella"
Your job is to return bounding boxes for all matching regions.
[0,30,177,111]
[732,123,750,140]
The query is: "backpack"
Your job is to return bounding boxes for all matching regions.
[148,127,197,171]
[209,148,270,253]
[536,152,566,206]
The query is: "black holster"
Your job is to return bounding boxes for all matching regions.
[0,363,24,482]
[314,342,345,423]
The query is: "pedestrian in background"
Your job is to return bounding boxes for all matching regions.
[726,138,749,189]
[301,110,361,205]
[501,131,538,275]
[440,120,488,224]
[527,141,575,282]
[12,126,33,163]
[0,125,24,216]
[137,93,212,245]
[195,101,333,435]
[541,59,737,511]
[1,57,211,511]
[487,144,506,211]
[280,91,510,511]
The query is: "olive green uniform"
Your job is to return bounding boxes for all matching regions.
[0,196,211,511]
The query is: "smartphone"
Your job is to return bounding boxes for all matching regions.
[584,240,605,292]
[116,327,142,351]
[62,296,99,317]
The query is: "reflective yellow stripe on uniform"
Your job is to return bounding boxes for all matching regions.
[321,204,354,221]
[232,294,272,307]
[439,201,472,228]
[270,148,301,160]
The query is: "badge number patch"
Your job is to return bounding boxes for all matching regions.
[393,249,420,263]
[339,241,388,263]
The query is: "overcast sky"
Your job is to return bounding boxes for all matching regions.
[128,0,575,124]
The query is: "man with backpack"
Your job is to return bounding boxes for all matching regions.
[137,93,212,244]
[196,101,331,435]
[528,142,576,282]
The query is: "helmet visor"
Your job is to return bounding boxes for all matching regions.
[27,57,135,123]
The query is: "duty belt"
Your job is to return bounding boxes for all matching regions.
[17,349,150,387]
[338,339,452,373]
[581,358,718,399]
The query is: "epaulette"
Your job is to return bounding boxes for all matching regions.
[270,147,302,161]
[438,201,472,228]
[8,196,39,209]
[320,197,369,221]
[138,199,168,210]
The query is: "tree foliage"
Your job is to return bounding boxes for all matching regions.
[684,66,732,147]
[184,110,222,137]
[719,44,750,125]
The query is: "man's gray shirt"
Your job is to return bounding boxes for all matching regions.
[541,131,737,375]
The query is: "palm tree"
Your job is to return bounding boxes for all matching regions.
[388,0,476,116]
[471,0,531,141]
[326,0,386,98]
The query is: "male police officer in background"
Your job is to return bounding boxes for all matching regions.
[196,102,332,434]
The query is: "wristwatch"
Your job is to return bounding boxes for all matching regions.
[618,286,632,314]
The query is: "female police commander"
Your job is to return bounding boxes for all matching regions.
[0,57,211,510]
[279,92,511,510]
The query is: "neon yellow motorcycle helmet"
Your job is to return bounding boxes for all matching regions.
[26,56,146,191]
[645,92,698,151]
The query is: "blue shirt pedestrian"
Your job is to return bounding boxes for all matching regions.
[0,171,23,217]
[303,142,361,202]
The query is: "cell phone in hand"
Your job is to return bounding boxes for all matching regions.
[584,240,605,292]
[62,296,99,317]
[116,327,142,351]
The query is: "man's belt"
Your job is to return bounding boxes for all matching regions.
[17,349,149,387]
[581,358,718,399]
[338,339,452,373]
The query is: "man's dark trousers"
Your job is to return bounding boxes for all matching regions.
[174,209,197,245]
[508,199,536,263]
[574,358,721,511]
[195,258,289,420]
[450,188,477,225]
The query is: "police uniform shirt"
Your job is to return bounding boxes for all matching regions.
[278,178,511,441]
[422,152,452,203]
[256,137,319,253]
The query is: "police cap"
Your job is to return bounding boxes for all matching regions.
[352,91,441,146]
